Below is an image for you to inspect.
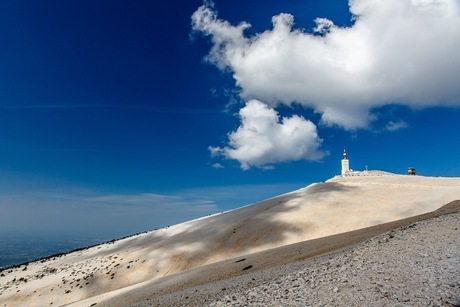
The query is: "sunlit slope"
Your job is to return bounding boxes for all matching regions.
[1,171,459,306]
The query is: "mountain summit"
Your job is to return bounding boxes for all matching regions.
[1,171,460,306]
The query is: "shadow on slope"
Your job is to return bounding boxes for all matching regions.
[104,182,358,275]
[93,200,460,307]
[65,182,358,305]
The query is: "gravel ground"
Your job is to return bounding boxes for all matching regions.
[140,211,460,306]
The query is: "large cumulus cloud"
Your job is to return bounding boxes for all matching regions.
[193,0,460,168]
[209,100,324,170]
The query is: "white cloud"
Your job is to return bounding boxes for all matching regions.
[209,100,325,170]
[314,17,334,34]
[192,0,460,130]
[211,162,224,169]
[385,120,408,131]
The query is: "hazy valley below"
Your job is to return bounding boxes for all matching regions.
[0,234,112,269]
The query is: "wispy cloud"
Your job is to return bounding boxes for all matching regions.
[0,171,308,238]
[178,182,308,210]
[0,104,220,114]
[0,104,106,109]
[385,120,408,132]
[0,187,219,237]
[211,162,224,169]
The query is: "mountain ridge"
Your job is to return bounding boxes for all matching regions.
[1,171,460,306]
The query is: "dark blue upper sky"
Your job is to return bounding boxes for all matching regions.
[0,0,459,239]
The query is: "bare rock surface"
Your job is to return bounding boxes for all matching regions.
[139,209,460,307]
[1,172,459,306]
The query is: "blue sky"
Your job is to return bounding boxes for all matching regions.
[0,0,459,239]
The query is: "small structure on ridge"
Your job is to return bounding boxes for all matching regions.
[341,148,350,176]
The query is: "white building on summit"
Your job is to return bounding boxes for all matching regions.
[341,148,350,176]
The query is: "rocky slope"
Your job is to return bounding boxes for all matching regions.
[1,171,459,306]
[143,204,460,306]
